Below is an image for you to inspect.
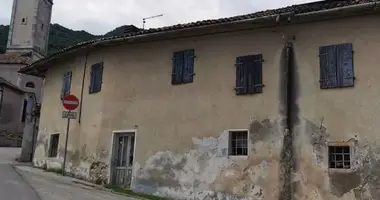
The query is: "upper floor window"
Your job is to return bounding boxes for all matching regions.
[61,71,72,99]
[319,43,354,89]
[171,49,195,85]
[89,62,104,94]
[21,17,27,25]
[25,82,35,88]
[235,54,264,95]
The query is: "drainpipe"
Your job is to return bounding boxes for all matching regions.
[0,86,4,120]
[78,49,89,124]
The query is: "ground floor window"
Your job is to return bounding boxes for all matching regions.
[229,130,248,156]
[328,145,351,169]
[48,134,59,157]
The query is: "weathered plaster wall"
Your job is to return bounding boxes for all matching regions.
[0,86,24,133]
[33,13,380,200]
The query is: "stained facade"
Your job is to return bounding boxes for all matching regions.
[21,1,380,199]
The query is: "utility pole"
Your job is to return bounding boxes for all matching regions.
[142,14,163,29]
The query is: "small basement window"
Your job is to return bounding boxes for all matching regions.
[48,134,59,157]
[329,145,351,169]
[229,130,248,156]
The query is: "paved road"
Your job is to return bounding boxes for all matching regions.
[0,147,40,200]
[0,147,134,200]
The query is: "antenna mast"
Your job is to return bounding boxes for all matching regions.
[143,14,163,29]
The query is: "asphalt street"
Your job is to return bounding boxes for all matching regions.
[0,147,134,200]
[0,148,40,200]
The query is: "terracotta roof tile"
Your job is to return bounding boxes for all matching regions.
[20,0,380,73]
[0,52,31,65]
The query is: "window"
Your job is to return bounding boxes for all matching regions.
[21,100,27,122]
[41,24,44,30]
[319,43,354,89]
[229,130,248,156]
[89,62,104,94]
[25,82,35,88]
[21,17,27,25]
[328,145,351,169]
[61,71,72,99]
[171,49,195,85]
[48,134,59,157]
[235,54,264,95]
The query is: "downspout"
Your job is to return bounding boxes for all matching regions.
[0,86,4,120]
[78,49,90,124]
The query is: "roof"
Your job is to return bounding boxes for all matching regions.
[19,0,380,75]
[0,52,32,65]
[0,77,24,94]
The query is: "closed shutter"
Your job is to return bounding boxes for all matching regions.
[183,49,195,83]
[61,71,72,98]
[172,51,184,85]
[319,45,338,89]
[337,43,354,87]
[90,62,103,93]
[235,56,247,95]
[248,54,263,94]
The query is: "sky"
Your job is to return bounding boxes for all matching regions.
[0,0,316,35]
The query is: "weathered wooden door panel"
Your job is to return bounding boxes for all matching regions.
[111,133,135,187]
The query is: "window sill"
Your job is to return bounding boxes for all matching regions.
[228,155,248,160]
[328,168,354,174]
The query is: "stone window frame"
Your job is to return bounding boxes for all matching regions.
[227,129,250,159]
[327,141,356,173]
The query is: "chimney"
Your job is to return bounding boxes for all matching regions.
[124,25,141,34]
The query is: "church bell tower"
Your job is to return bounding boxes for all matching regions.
[6,0,53,61]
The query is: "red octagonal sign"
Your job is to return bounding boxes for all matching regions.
[62,95,79,111]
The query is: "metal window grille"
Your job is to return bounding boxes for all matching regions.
[229,131,248,156]
[328,146,351,169]
[48,134,59,157]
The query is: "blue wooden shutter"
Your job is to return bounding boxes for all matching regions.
[235,56,247,95]
[61,71,72,98]
[183,49,195,83]
[95,62,104,92]
[172,51,184,85]
[337,43,354,87]
[319,45,338,89]
[247,54,263,94]
[90,63,103,93]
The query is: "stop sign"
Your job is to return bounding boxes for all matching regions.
[62,95,79,110]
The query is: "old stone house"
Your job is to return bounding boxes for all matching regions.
[19,0,380,199]
[0,0,52,157]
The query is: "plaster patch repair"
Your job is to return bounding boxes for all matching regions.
[132,118,285,200]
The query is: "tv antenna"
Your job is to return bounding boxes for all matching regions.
[143,14,163,29]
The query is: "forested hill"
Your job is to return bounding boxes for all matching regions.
[0,23,128,55]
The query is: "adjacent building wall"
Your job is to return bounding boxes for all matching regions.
[33,13,380,200]
[0,86,24,133]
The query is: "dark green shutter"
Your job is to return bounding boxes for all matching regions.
[319,45,338,89]
[247,54,263,94]
[337,43,354,87]
[183,49,195,83]
[172,51,184,85]
[235,56,247,95]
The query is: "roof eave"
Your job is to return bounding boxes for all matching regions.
[19,1,380,76]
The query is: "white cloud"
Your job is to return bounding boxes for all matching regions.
[0,0,315,35]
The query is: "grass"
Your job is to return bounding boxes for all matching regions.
[104,185,172,200]
[44,168,63,175]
